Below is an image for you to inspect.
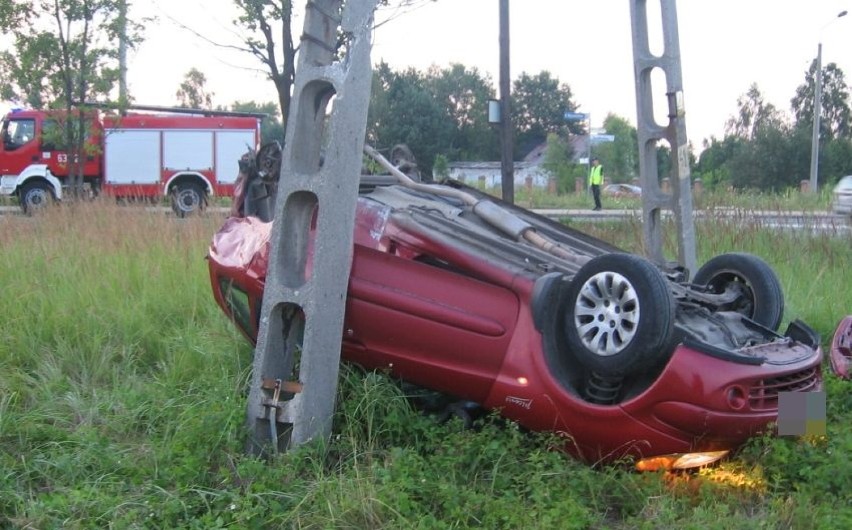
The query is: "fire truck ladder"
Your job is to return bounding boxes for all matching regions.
[246,0,379,454]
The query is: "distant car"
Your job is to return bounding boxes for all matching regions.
[603,183,642,198]
[208,145,823,470]
[832,175,852,217]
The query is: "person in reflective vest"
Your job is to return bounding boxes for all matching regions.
[589,157,604,211]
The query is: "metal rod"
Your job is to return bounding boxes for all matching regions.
[80,101,268,119]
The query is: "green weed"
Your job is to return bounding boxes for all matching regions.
[0,198,850,528]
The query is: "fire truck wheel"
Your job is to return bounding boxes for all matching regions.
[19,181,55,214]
[171,183,207,218]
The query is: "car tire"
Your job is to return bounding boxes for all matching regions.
[171,182,207,218]
[390,144,424,182]
[693,252,784,330]
[564,253,676,378]
[19,181,55,214]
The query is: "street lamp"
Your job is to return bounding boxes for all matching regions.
[809,10,847,193]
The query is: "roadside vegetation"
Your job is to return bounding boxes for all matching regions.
[500,182,839,213]
[0,200,850,528]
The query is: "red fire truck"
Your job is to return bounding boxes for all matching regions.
[0,107,260,215]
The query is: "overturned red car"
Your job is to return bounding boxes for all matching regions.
[208,146,823,469]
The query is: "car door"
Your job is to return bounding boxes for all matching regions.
[343,245,520,403]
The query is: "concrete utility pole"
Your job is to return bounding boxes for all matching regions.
[629,0,696,276]
[499,0,514,204]
[246,0,379,454]
[809,10,848,194]
[809,42,823,194]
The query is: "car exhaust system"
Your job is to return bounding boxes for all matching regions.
[363,144,589,266]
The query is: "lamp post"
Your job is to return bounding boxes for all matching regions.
[809,10,847,193]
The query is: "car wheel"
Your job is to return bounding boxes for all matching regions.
[564,253,676,378]
[171,183,207,218]
[693,252,784,330]
[257,141,282,179]
[20,181,54,214]
[390,144,423,182]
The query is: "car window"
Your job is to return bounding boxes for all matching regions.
[3,118,35,150]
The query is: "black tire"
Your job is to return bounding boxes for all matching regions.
[171,182,207,218]
[564,253,676,378]
[256,141,282,180]
[390,144,423,182]
[693,252,784,330]
[19,181,55,214]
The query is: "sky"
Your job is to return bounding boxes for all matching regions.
[10,1,852,155]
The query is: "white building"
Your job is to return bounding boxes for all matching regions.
[445,136,592,189]
[446,160,550,188]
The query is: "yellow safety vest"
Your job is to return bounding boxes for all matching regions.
[589,165,603,186]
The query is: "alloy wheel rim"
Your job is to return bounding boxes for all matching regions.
[574,271,640,356]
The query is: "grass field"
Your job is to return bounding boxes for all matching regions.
[0,201,850,528]
[510,184,838,213]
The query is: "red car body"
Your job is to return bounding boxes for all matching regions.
[208,171,823,468]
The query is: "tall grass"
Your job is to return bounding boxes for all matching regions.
[506,183,838,213]
[0,200,850,528]
[574,211,850,340]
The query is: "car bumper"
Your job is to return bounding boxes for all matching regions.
[486,333,823,463]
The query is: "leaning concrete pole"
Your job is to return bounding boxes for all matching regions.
[629,0,697,275]
[246,0,379,454]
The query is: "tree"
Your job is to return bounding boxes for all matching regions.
[511,71,581,157]
[176,68,214,109]
[367,62,503,175]
[232,0,295,128]
[367,62,454,176]
[541,132,579,193]
[726,126,799,190]
[598,113,638,182]
[822,137,852,187]
[432,153,449,179]
[0,0,144,196]
[229,1,434,142]
[791,60,852,140]
[426,63,497,161]
[694,135,745,190]
[231,100,284,144]
[726,83,786,140]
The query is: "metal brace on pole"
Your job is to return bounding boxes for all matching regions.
[629,0,697,276]
[246,0,379,454]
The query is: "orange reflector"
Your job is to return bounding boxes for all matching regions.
[636,450,729,471]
